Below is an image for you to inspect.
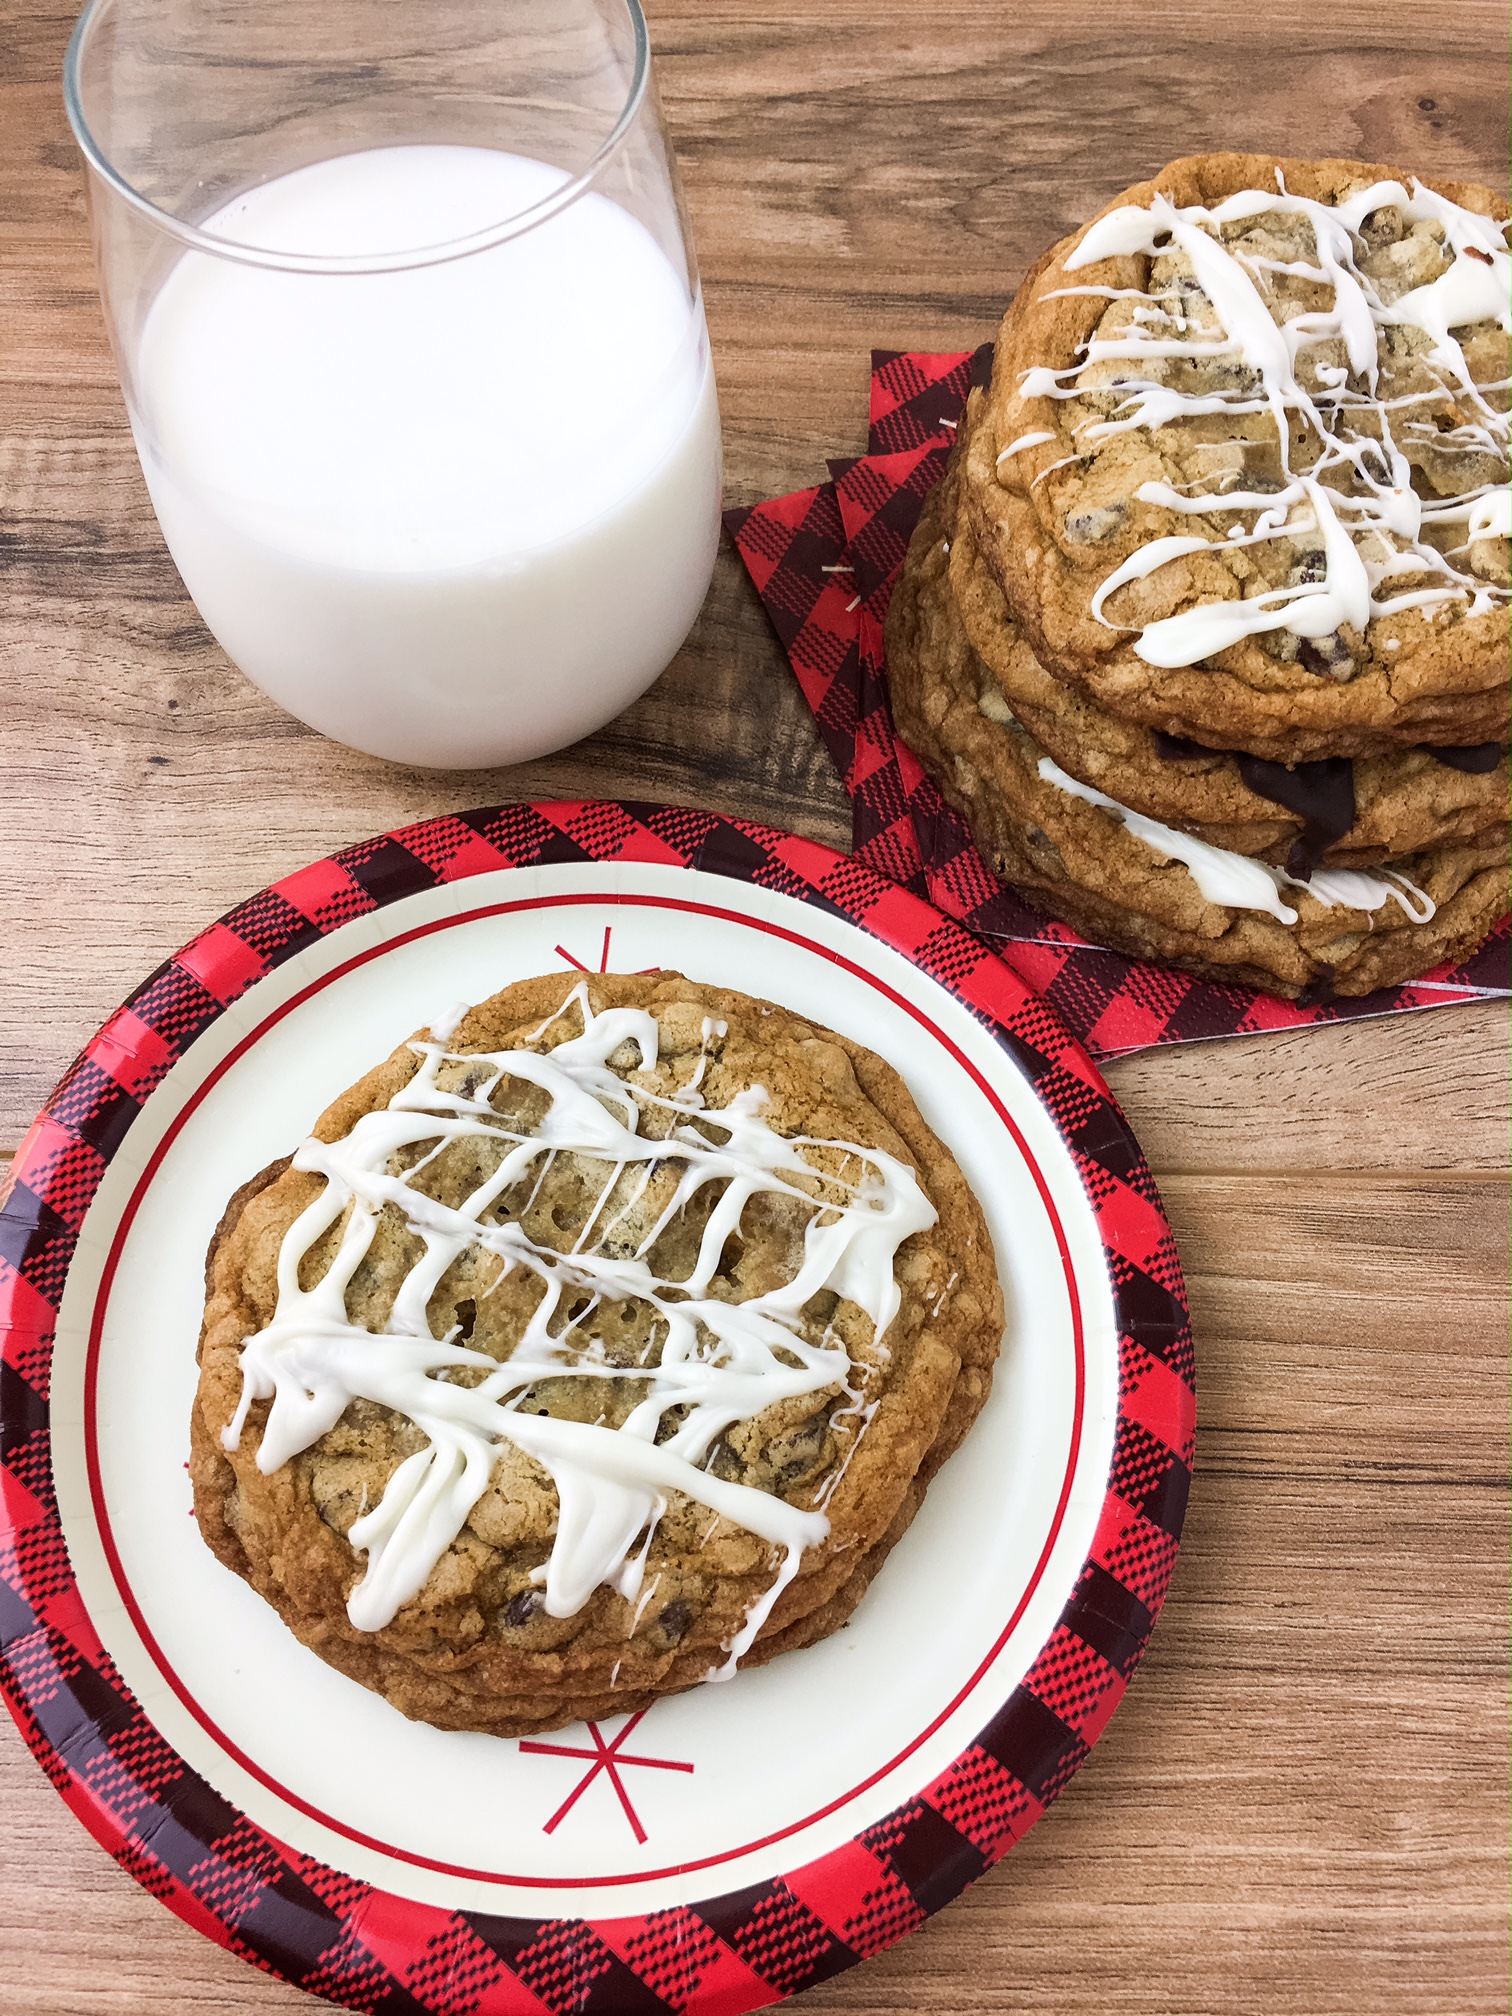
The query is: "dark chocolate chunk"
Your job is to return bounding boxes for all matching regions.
[1427,742,1505,774]
[1235,754,1356,877]
[1152,731,1216,762]
[969,341,995,391]
[1153,734,1358,874]
[503,1589,541,1628]
[657,1599,691,1642]
[768,1411,830,1485]
[1295,970,1338,1009]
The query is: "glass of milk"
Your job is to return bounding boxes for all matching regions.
[64,0,722,768]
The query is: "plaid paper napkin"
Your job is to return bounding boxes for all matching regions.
[726,350,1510,1060]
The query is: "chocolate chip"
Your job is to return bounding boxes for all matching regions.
[1258,627,1301,662]
[1298,632,1354,678]
[1428,742,1504,774]
[1155,736,1360,872]
[707,1440,742,1482]
[969,341,995,391]
[503,1589,541,1628]
[1064,503,1127,545]
[770,1413,830,1485]
[454,1298,476,1340]
[1296,970,1338,1009]
[657,1599,691,1642]
[1235,755,1356,876]
[316,1490,357,1536]
[1152,730,1217,762]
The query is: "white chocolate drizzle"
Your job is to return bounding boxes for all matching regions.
[998,430,1057,464]
[1037,756,1436,923]
[1016,178,1510,662]
[222,984,938,1677]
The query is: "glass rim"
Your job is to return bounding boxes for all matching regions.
[62,0,653,274]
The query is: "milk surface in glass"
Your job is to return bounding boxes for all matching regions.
[130,147,721,767]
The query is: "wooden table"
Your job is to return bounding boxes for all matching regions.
[2,1,1507,2009]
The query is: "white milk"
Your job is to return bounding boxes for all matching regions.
[128,147,722,767]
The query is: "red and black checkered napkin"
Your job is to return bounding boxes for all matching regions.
[726,349,1511,1060]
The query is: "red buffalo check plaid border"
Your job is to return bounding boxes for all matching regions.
[2,801,1194,2013]
[726,349,1511,1060]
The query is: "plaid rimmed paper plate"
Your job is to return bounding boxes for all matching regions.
[1,802,1192,2013]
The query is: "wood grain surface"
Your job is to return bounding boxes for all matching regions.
[1,0,1507,2010]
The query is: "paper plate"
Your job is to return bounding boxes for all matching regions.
[0,801,1195,2013]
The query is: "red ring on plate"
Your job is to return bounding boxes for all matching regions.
[0,801,1196,2014]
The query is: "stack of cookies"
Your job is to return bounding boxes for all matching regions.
[887,152,1510,1000]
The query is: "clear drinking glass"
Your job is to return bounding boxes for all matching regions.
[64,0,722,768]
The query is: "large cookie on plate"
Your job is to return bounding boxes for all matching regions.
[967,153,1511,759]
[191,971,1002,1736]
[887,449,1509,999]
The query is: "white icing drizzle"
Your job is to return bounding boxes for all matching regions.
[1017,179,1511,661]
[427,1000,471,1045]
[1036,757,1437,923]
[997,429,1057,464]
[630,1570,663,1634]
[222,984,938,1674]
[1467,488,1512,542]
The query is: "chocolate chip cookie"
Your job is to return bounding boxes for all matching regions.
[889,452,1509,998]
[191,972,1003,1737]
[967,153,1511,759]
[949,392,1510,872]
